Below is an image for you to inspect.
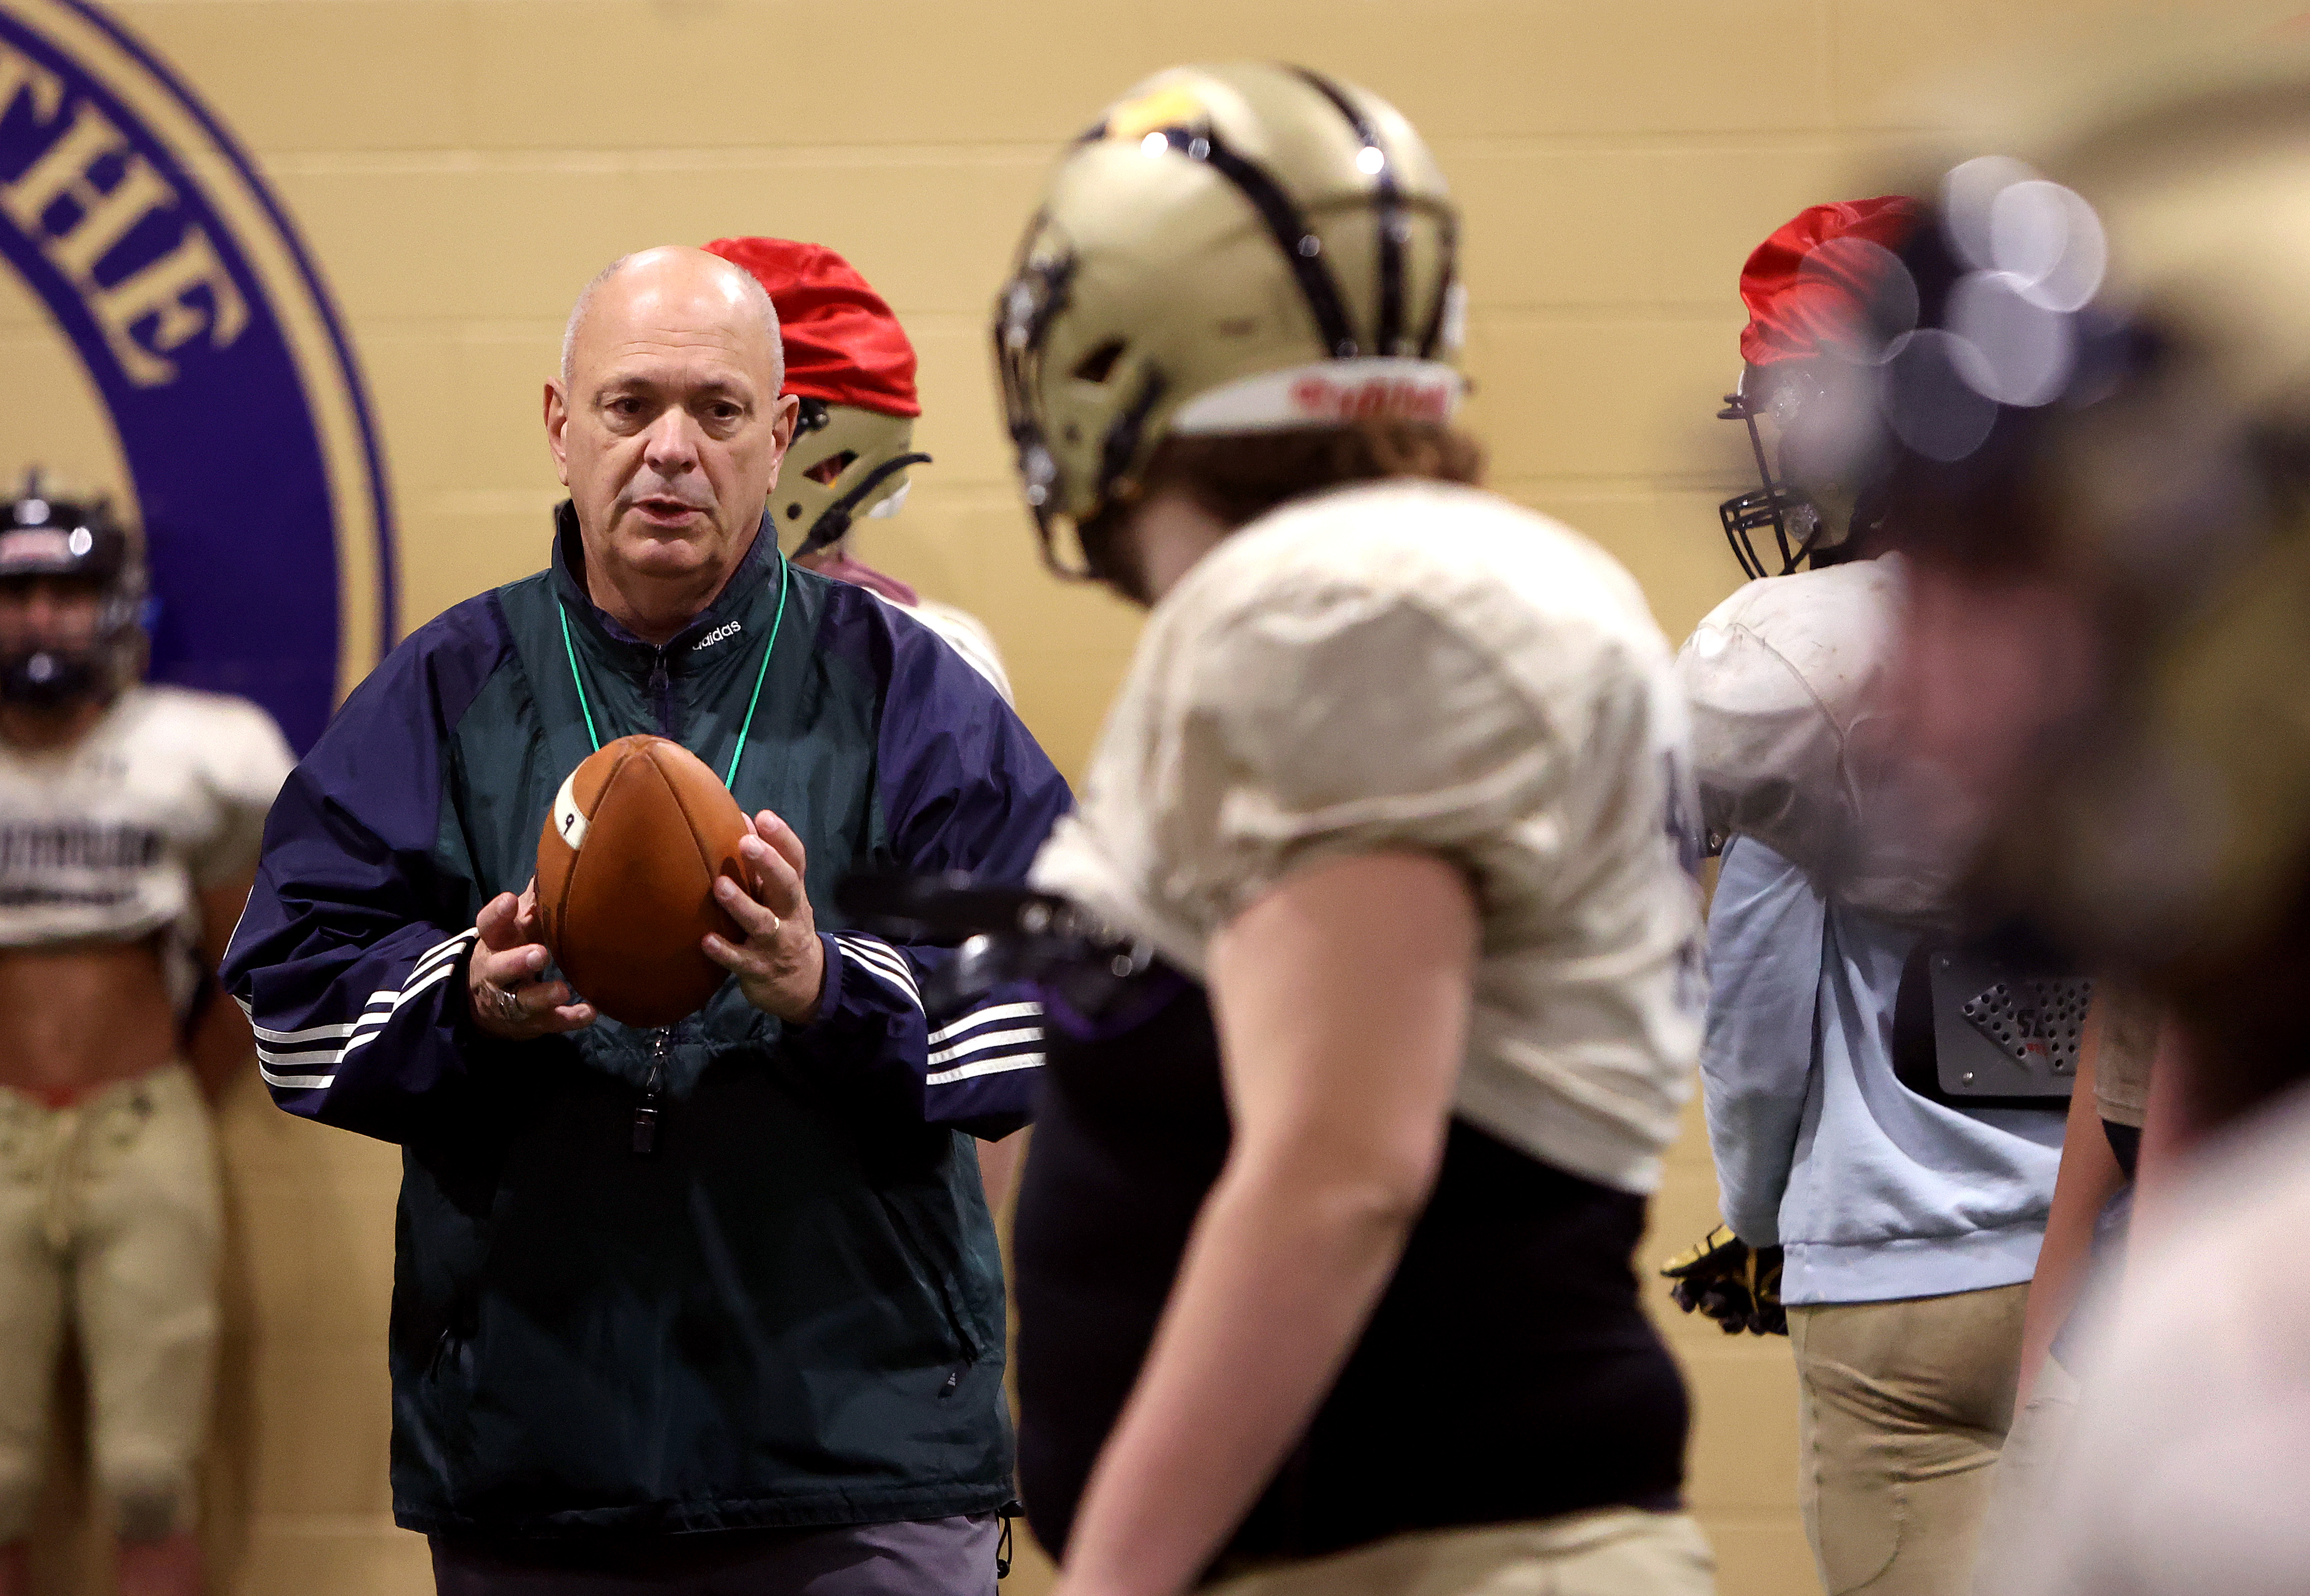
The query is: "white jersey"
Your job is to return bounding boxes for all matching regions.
[876,592,1015,706]
[1677,555,1972,924]
[1031,481,1703,1195]
[0,685,294,1006]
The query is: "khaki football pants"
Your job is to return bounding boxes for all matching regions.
[0,1064,220,1544]
[1788,1284,2028,1596]
[1204,1509,1716,1595]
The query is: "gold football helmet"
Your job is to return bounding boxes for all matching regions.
[994,63,1466,577]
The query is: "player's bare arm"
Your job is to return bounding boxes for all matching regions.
[1053,852,1476,1596]
[185,871,258,1101]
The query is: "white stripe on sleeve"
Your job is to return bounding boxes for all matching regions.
[251,1018,360,1045]
[927,1025,1042,1070]
[409,930,471,979]
[831,934,922,1007]
[929,1001,1041,1047]
[925,1051,1045,1088]
[256,929,477,1092]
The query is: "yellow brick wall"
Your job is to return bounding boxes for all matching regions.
[3,2,2287,1592]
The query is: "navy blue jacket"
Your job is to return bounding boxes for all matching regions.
[222,507,1070,1536]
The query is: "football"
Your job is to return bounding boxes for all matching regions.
[535,734,753,1029]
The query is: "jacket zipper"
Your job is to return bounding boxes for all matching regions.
[634,1030,667,1156]
[637,639,693,1157]
[647,647,675,738]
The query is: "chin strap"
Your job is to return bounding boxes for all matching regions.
[795,452,933,558]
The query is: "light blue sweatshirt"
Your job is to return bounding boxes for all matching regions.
[1703,837,2065,1305]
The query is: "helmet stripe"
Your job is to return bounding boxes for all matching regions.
[1162,126,1360,358]
[1291,67,1406,357]
[1418,208,1461,360]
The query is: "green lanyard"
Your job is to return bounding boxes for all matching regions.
[557,551,791,791]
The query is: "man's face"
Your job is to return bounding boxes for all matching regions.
[546,250,799,590]
[0,576,104,655]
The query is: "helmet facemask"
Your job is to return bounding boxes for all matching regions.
[1718,370,1829,580]
[1719,357,1900,580]
[775,397,931,559]
[0,480,144,711]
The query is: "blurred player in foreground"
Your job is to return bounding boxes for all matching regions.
[0,480,291,1596]
[992,63,1713,1596]
[1816,48,2310,1596]
[1672,200,2066,1596]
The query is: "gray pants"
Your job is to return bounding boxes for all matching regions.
[430,1513,1001,1596]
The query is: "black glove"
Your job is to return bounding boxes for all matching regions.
[1659,1223,1786,1336]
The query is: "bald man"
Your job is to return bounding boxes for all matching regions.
[222,247,1071,1594]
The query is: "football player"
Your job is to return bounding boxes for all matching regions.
[1831,50,2310,1595]
[1671,200,2071,1596]
[0,478,292,1596]
[704,236,1013,704]
[992,64,1712,1596]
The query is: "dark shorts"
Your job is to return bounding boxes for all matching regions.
[429,1513,1001,1596]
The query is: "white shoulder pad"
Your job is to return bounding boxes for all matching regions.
[1680,559,1901,800]
[1677,556,1955,921]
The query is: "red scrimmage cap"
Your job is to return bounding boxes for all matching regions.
[703,237,921,418]
[1738,197,1922,367]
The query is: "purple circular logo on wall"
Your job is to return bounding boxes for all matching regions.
[0,0,392,752]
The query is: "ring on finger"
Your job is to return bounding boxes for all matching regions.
[495,984,523,1022]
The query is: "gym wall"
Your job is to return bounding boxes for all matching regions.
[1,2,2281,1592]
